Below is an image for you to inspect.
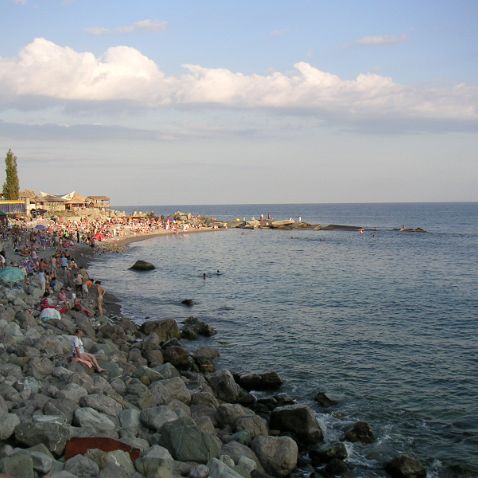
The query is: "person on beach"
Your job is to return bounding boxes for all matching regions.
[73,297,94,317]
[72,328,105,372]
[95,280,105,318]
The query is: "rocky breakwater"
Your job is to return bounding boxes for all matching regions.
[0,279,427,478]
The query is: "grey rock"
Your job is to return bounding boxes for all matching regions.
[162,345,192,370]
[189,464,210,478]
[150,377,191,405]
[309,442,347,465]
[74,407,117,433]
[65,454,100,478]
[222,441,264,472]
[80,393,123,417]
[125,380,156,409]
[236,456,258,478]
[14,420,70,456]
[270,405,323,444]
[140,406,178,431]
[141,319,180,343]
[236,372,283,391]
[134,445,174,478]
[103,450,135,475]
[314,391,339,408]
[58,383,89,403]
[207,370,241,403]
[159,417,221,463]
[153,362,180,379]
[210,458,244,478]
[0,412,19,440]
[27,356,54,379]
[119,408,141,433]
[0,394,8,415]
[235,414,268,438]
[43,398,78,424]
[28,446,55,474]
[130,260,156,271]
[0,453,34,478]
[251,436,298,477]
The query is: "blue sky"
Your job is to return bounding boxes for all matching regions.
[0,0,477,204]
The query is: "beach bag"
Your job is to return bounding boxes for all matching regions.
[40,307,62,321]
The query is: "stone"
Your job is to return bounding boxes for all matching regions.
[140,406,178,431]
[141,319,180,343]
[384,455,426,478]
[0,412,20,440]
[159,417,221,463]
[27,356,54,379]
[103,450,135,476]
[27,444,55,474]
[210,458,244,478]
[162,345,192,369]
[154,362,180,379]
[207,370,241,403]
[119,408,141,433]
[309,442,347,465]
[343,421,375,444]
[190,464,210,478]
[236,372,283,391]
[0,394,8,415]
[150,376,192,404]
[80,393,123,417]
[134,445,174,478]
[222,441,264,472]
[133,366,163,385]
[182,317,217,338]
[314,391,339,408]
[236,456,258,477]
[14,421,70,456]
[65,454,100,478]
[58,383,89,403]
[270,405,323,444]
[130,260,156,271]
[324,458,349,477]
[0,453,34,478]
[125,380,156,409]
[43,398,78,424]
[251,436,298,477]
[235,415,268,438]
[74,407,117,433]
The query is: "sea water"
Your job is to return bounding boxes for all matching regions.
[89,203,478,477]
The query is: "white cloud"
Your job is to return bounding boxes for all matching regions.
[0,38,477,129]
[85,19,167,35]
[358,34,407,46]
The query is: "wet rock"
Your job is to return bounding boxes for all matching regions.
[207,370,241,403]
[384,455,426,478]
[309,442,347,465]
[236,372,283,391]
[210,457,244,478]
[130,260,155,271]
[324,458,349,477]
[141,319,180,342]
[14,420,70,456]
[162,345,192,369]
[159,416,221,463]
[270,405,324,444]
[181,299,194,307]
[343,421,375,444]
[154,362,180,379]
[251,435,298,477]
[314,391,339,408]
[181,317,217,339]
[222,441,264,472]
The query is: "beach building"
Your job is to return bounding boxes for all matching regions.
[86,195,111,210]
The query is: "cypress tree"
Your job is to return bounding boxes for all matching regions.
[3,149,20,200]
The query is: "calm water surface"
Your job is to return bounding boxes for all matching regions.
[90,203,478,477]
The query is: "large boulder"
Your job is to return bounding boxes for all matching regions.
[130,260,155,271]
[207,370,241,403]
[73,407,117,433]
[159,417,221,463]
[309,442,347,465]
[209,458,244,478]
[134,445,174,478]
[79,394,123,417]
[0,453,35,478]
[162,345,192,369]
[140,406,178,431]
[236,372,283,391]
[0,412,20,440]
[251,435,298,477]
[149,377,192,404]
[181,317,217,339]
[14,420,70,456]
[64,454,100,477]
[141,319,180,342]
[385,455,426,478]
[343,421,375,444]
[222,441,264,472]
[270,405,323,444]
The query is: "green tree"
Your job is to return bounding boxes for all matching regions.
[3,149,20,200]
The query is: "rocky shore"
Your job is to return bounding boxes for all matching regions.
[0,239,427,478]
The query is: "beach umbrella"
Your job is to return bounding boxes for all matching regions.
[35,224,47,231]
[0,267,26,285]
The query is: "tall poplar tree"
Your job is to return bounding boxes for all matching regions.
[3,149,20,200]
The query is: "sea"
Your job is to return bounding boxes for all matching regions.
[88,203,478,477]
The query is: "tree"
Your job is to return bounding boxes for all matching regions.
[3,149,20,200]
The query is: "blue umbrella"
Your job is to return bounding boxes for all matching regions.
[35,224,47,231]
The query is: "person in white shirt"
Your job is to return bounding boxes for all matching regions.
[72,328,105,372]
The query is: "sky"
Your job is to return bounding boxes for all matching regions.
[0,0,477,205]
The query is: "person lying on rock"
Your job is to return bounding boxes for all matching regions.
[72,297,94,317]
[72,328,105,372]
